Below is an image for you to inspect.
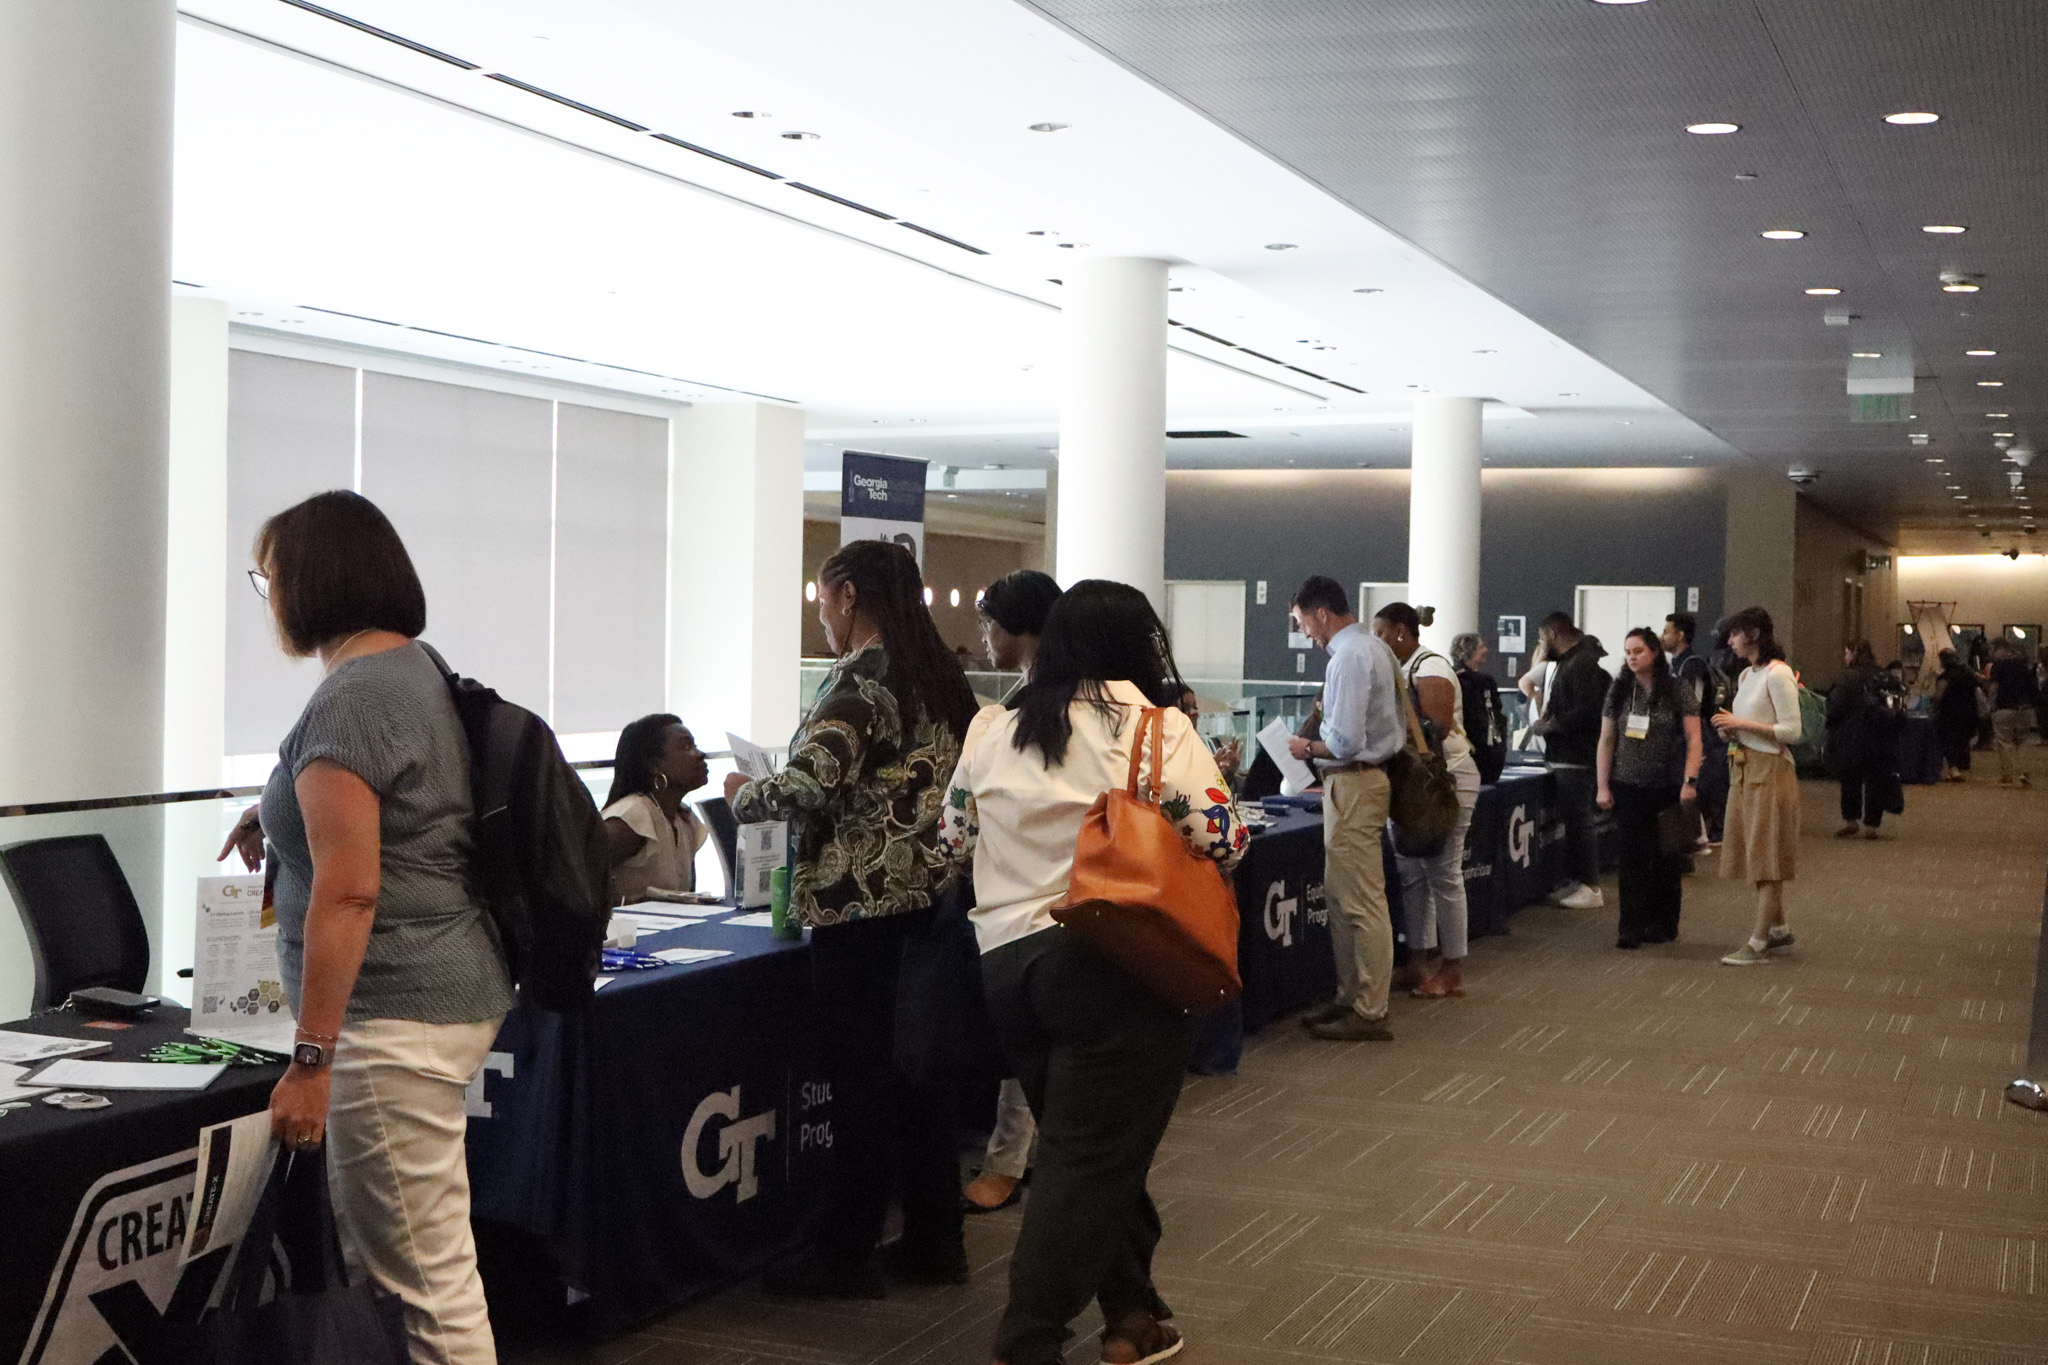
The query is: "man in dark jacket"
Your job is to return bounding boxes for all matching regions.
[1664,612,1727,845]
[1532,611,1610,909]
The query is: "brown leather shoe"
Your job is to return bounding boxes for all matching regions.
[1390,964,1425,994]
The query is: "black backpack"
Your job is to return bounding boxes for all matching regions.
[422,646,608,1010]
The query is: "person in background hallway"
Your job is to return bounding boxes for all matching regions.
[1596,628,1702,948]
[1375,604,1479,998]
[940,579,1245,1365]
[1987,638,2038,786]
[1712,607,1803,966]
[963,568,1062,1216]
[1828,642,1899,838]
[1287,577,1406,1041]
[1932,648,1981,782]
[1532,612,1611,910]
[1451,632,1509,785]
[1664,612,1726,849]
[728,539,979,1297]
[601,715,709,905]
[219,490,509,1365]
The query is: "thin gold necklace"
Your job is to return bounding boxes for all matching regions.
[324,629,373,674]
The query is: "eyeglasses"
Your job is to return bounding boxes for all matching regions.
[247,569,270,601]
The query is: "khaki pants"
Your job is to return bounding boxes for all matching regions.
[1323,766,1393,1021]
[329,1016,503,1365]
[1993,708,2031,782]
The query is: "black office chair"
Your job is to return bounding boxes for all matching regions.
[0,834,152,1010]
[695,797,742,901]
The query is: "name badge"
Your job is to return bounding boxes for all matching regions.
[1625,711,1651,740]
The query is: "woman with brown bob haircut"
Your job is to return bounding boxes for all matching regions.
[220,489,509,1365]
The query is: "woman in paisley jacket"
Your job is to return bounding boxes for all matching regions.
[727,538,978,1297]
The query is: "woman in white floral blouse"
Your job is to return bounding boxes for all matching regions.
[941,579,1245,1365]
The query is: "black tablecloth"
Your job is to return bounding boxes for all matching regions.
[0,1006,282,1365]
[465,914,832,1334]
[1899,714,1943,784]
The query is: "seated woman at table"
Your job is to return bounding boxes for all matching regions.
[602,714,710,904]
[219,490,509,1365]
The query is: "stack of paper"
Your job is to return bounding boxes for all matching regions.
[0,1032,110,1065]
[30,1059,226,1092]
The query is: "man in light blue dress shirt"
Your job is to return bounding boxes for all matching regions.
[1287,576,1406,1040]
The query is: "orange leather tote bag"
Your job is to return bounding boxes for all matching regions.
[1050,707,1242,1013]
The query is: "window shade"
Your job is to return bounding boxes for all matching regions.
[359,372,553,715]
[553,403,669,734]
[224,352,355,755]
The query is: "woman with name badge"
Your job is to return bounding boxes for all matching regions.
[1595,627,1702,949]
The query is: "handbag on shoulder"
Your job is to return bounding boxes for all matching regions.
[1386,675,1460,857]
[1051,707,1242,1014]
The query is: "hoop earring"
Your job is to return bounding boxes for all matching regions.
[654,772,669,791]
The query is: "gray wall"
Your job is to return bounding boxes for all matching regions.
[1165,468,1728,682]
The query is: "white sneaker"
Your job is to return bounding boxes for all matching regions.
[1557,885,1605,910]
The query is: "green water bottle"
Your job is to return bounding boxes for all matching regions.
[769,865,800,940]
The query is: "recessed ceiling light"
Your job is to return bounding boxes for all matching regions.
[1028,122,1069,133]
[1923,224,1967,234]
[1994,432,2017,437]
[1852,351,1883,358]
[1590,0,1651,5]
[1760,229,1807,240]
[1926,457,1945,463]
[1955,494,1969,500]
[780,130,819,140]
[1988,412,2011,418]
[1265,243,1299,251]
[1885,111,1940,125]
[1733,171,1760,181]
[1966,349,1997,356]
[1805,287,1842,295]
[1942,281,1981,293]
[1687,122,1741,135]
[1979,380,2005,387]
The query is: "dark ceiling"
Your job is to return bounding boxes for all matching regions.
[1022,0,2048,549]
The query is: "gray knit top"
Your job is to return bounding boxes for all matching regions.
[262,642,513,1024]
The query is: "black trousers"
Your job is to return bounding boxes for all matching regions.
[1695,739,1729,842]
[807,908,963,1258]
[1552,765,1602,887]
[981,928,1197,1365]
[1612,782,1683,942]
[1839,764,1898,828]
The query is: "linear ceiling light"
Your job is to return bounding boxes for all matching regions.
[1804,286,1842,295]
[1923,224,1967,234]
[1885,111,1940,125]
[1760,229,1806,240]
[1687,122,1741,135]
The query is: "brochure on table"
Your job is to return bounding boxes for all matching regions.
[724,732,789,909]
[190,874,295,1053]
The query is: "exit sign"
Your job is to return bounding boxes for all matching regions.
[1851,394,1907,423]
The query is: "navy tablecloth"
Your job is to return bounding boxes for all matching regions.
[465,915,833,1334]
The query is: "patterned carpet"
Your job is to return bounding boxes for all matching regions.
[511,769,2048,1365]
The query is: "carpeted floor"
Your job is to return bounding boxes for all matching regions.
[511,768,2048,1365]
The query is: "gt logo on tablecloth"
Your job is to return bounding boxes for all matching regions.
[681,1087,777,1203]
[1506,804,1536,869]
[1262,882,1298,947]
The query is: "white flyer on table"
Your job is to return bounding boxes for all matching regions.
[0,1031,109,1065]
[190,875,295,1053]
[31,1059,226,1091]
[1256,718,1319,797]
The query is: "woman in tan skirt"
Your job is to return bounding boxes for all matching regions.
[1710,607,1803,965]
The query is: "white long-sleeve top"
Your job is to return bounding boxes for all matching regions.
[939,680,1248,955]
[1731,659,1802,754]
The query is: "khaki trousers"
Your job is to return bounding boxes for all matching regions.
[1993,708,2031,782]
[328,1016,503,1365]
[1322,766,1393,1021]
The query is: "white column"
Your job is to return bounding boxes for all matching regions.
[1055,257,1169,610]
[158,297,231,1001]
[0,0,175,806]
[668,402,806,747]
[1407,395,1485,653]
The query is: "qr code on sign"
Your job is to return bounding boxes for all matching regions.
[202,996,219,1012]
